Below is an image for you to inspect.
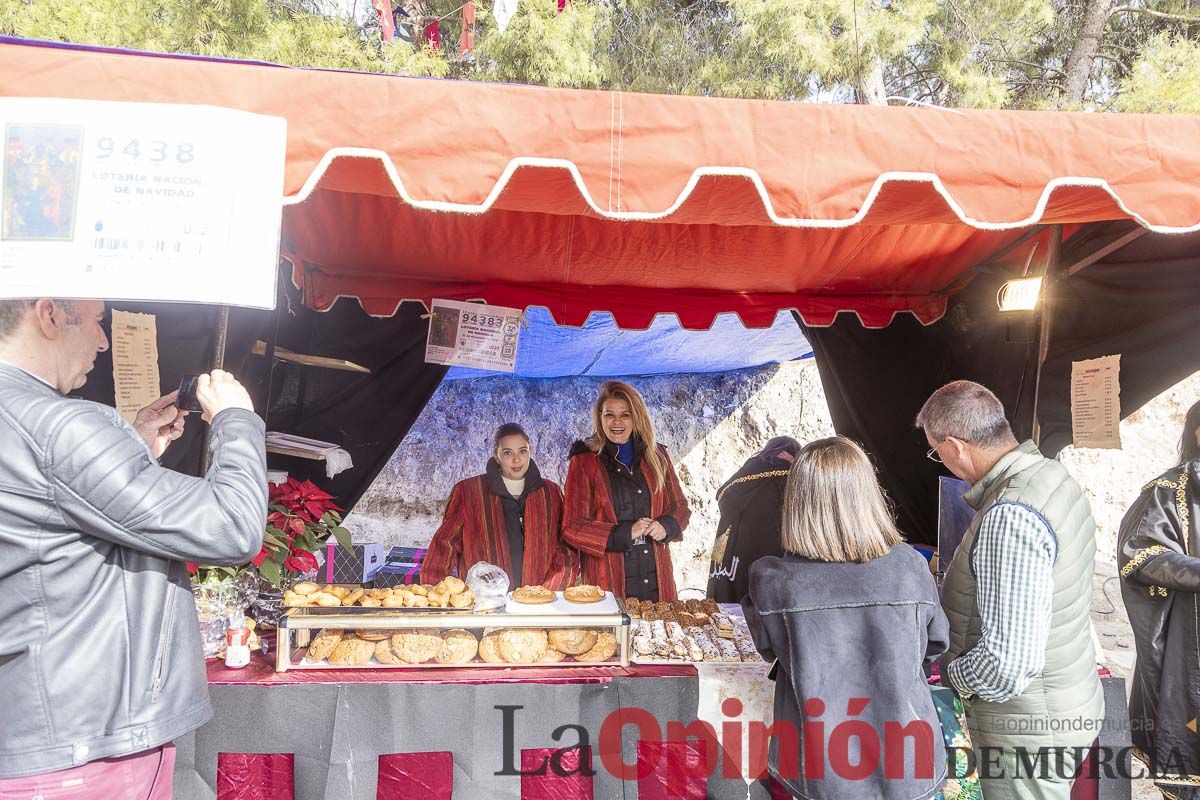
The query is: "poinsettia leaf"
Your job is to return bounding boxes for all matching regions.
[331,526,354,553]
[263,531,288,549]
[258,557,281,588]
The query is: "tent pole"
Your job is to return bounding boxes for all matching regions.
[1030,225,1063,446]
[199,305,231,475]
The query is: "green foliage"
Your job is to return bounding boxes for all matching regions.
[4,0,1200,111]
[0,0,405,72]
[1116,32,1200,113]
[471,1,605,88]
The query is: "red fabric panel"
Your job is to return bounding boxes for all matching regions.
[520,747,593,800]
[372,0,395,42]
[10,37,1183,227]
[1068,742,1099,800]
[377,752,453,800]
[768,776,794,800]
[216,753,295,800]
[207,649,694,686]
[636,740,707,800]
[9,39,1192,327]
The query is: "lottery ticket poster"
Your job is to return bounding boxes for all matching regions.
[0,98,286,309]
[424,299,522,372]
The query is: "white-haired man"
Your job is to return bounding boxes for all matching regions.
[0,298,267,798]
[917,380,1103,800]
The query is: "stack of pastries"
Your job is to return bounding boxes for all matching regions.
[302,626,619,666]
[626,599,760,663]
[283,577,475,609]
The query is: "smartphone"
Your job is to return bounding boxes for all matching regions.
[177,375,202,413]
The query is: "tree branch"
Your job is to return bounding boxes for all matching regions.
[1109,5,1200,22]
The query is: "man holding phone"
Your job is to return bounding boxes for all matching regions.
[0,298,268,799]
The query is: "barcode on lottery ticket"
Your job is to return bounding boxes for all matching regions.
[93,237,195,255]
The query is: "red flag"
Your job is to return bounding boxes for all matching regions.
[373,0,396,42]
[424,19,440,48]
[557,0,573,11]
[459,1,476,58]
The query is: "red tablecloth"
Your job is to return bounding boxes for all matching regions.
[207,651,695,687]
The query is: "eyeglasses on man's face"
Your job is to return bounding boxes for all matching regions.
[926,437,968,464]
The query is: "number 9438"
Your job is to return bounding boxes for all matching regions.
[96,137,195,164]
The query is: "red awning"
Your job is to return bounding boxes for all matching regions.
[3,38,1199,328]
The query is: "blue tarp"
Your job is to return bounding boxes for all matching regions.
[445,307,812,380]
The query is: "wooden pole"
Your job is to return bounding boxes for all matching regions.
[1030,225,1063,447]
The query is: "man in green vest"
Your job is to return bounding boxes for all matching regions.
[917,380,1104,800]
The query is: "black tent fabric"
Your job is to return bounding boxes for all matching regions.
[76,302,274,477]
[77,272,447,512]
[261,293,447,511]
[802,224,1200,546]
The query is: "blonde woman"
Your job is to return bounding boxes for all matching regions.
[563,381,691,600]
[742,436,949,800]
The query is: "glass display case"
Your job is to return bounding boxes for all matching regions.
[276,594,631,671]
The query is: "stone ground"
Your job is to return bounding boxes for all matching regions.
[349,363,1200,800]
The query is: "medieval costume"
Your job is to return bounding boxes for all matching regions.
[707,436,798,603]
[562,438,691,601]
[421,459,575,588]
[1119,459,1200,800]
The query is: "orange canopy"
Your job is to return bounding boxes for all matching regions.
[3,37,1199,328]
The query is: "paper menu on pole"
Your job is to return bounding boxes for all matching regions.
[111,310,160,424]
[1071,354,1121,450]
[423,299,522,372]
[0,98,285,309]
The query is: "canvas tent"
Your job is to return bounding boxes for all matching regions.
[4,35,1199,541]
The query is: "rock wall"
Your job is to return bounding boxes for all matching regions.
[349,360,836,594]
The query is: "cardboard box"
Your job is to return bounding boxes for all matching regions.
[319,542,385,585]
[369,546,427,588]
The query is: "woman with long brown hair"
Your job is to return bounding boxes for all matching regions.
[743,436,948,800]
[563,380,691,600]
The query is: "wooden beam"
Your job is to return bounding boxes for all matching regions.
[252,341,370,373]
[1062,228,1148,279]
[1031,225,1063,446]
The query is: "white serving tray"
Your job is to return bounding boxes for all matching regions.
[505,590,620,616]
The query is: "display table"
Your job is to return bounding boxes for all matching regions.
[173,653,728,800]
[174,654,1130,800]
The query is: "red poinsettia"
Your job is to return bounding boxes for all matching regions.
[269,477,342,525]
[191,478,351,590]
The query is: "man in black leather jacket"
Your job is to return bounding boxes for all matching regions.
[0,298,267,798]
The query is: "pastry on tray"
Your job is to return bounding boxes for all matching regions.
[574,631,618,663]
[389,629,442,663]
[328,637,375,666]
[498,628,549,663]
[478,630,506,664]
[511,585,556,604]
[305,628,344,661]
[563,585,605,604]
[548,628,598,655]
[435,629,479,665]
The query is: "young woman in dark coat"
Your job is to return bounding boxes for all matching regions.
[743,436,949,800]
[707,436,800,603]
[1118,400,1200,800]
[563,380,691,601]
[422,424,575,589]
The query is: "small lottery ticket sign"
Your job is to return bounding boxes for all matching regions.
[0,98,286,309]
[424,299,522,372]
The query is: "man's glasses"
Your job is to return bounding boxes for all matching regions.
[927,438,968,464]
